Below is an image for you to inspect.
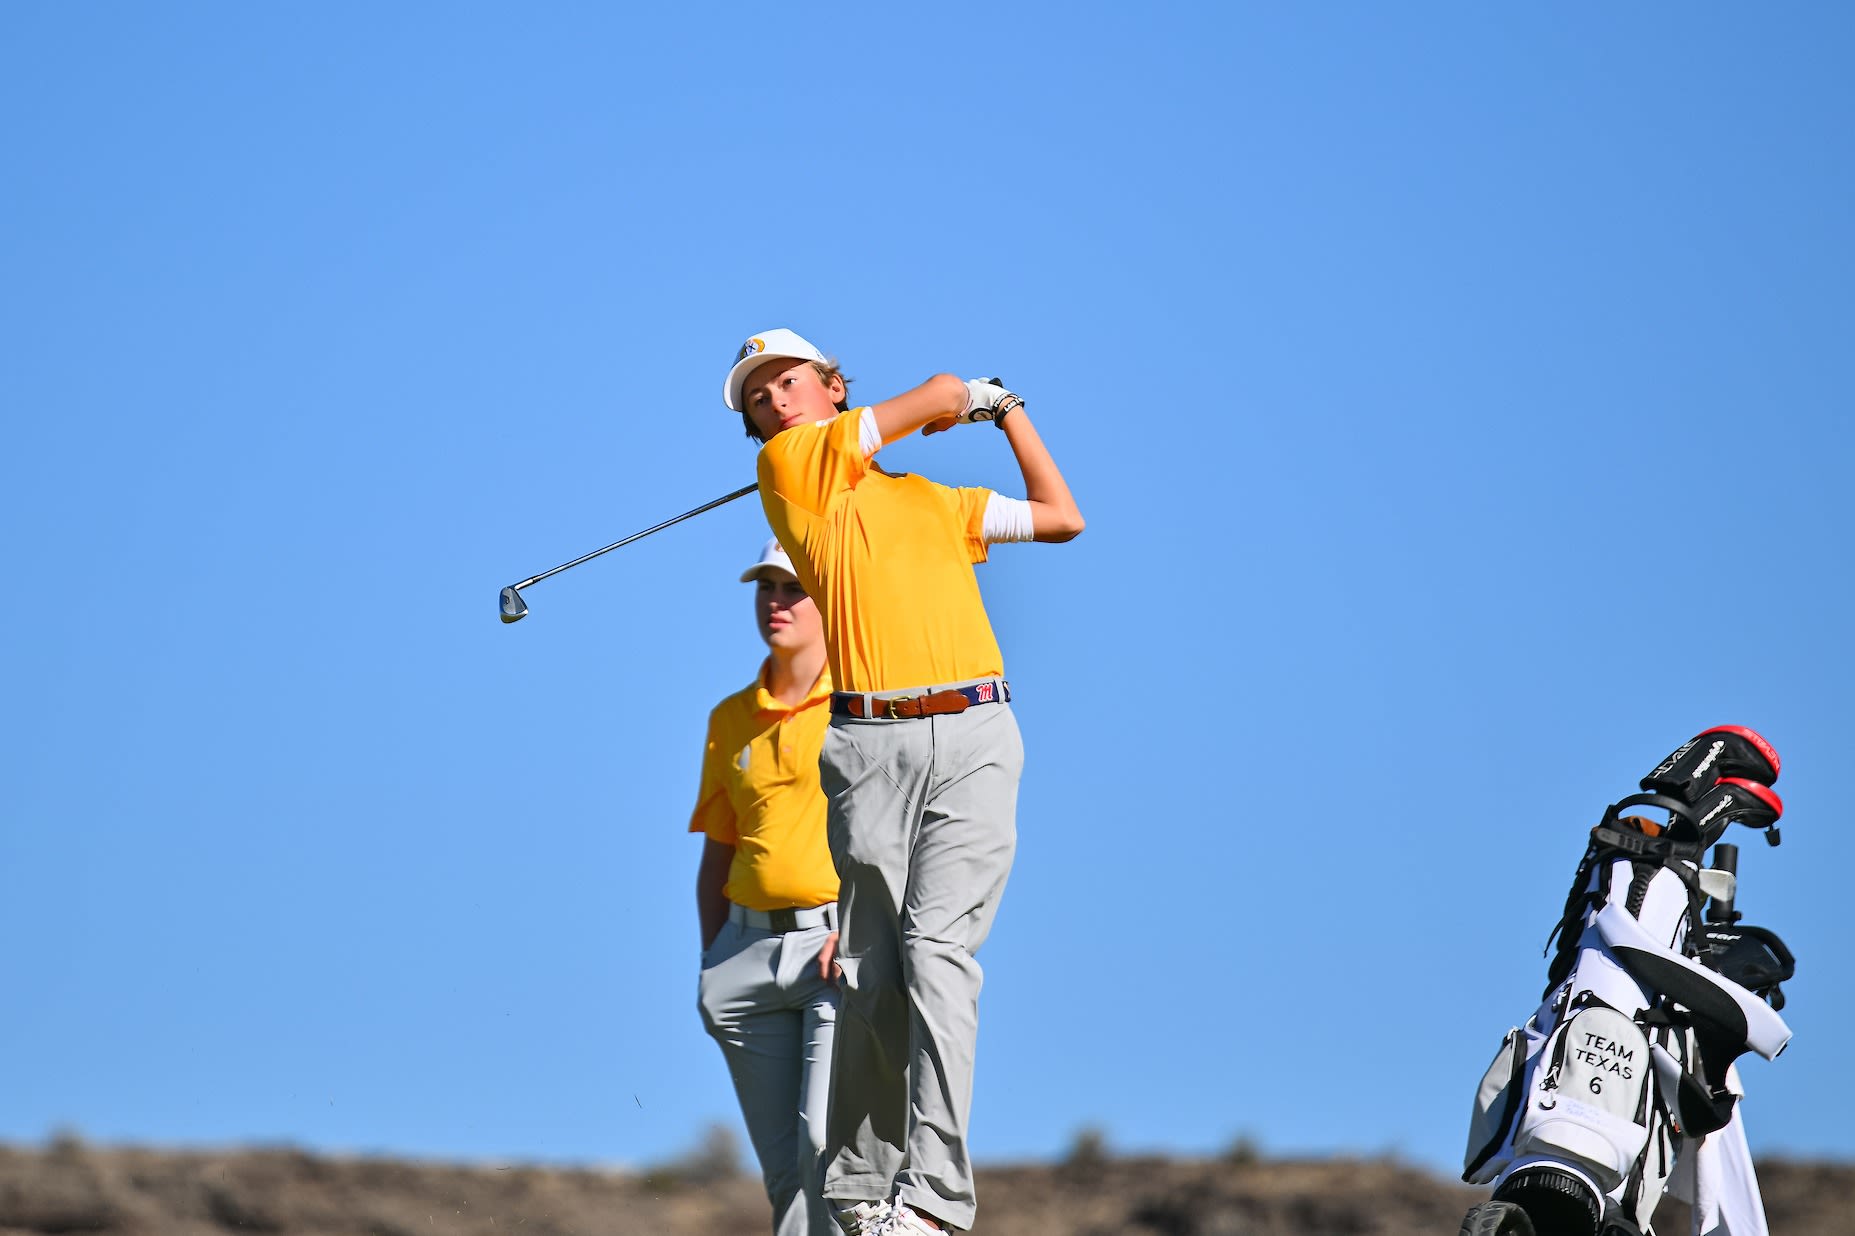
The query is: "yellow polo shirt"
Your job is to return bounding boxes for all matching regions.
[756,410,1004,693]
[687,662,838,911]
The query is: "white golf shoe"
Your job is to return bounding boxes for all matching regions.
[832,1199,893,1235]
[879,1205,945,1234]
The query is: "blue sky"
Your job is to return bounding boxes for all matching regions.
[4,4,1851,1177]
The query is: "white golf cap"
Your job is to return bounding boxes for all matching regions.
[739,537,798,583]
[723,328,829,412]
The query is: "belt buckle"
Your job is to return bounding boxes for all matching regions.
[768,908,798,932]
[883,694,916,719]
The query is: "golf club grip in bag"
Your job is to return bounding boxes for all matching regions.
[1458,727,1793,1236]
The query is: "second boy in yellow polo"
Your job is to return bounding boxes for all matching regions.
[690,538,841,1236]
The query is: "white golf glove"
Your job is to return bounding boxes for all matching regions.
[960,378,1024,427]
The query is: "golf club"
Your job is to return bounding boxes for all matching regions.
[500,482,758,623]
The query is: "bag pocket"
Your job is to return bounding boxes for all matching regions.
[1463,1027,1526,1184]
[1512,1000,1651,1192]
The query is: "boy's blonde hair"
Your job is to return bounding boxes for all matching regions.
[741,361,853,442]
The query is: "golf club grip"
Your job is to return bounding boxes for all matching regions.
[1707,842,1739,923]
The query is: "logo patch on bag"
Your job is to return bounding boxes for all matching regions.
[1513,1002,1651,1190]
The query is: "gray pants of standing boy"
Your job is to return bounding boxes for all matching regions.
[818,700,1023,1233]
[698,913,841,1236]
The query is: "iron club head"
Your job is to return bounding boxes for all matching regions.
[499,586,529,623]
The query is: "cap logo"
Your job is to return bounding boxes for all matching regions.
[737,337,766,362]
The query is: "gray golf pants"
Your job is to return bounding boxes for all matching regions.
[698,916,841,1236]
[818,702,1022,1232]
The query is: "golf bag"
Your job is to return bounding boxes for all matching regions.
[1459,727,1796,1236]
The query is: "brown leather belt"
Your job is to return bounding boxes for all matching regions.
[831,680,1010,720]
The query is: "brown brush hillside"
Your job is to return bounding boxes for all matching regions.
[0,1136,1849,1235]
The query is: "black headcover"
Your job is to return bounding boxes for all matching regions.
[1638,726,1783,848]
[1699,923,1796,1011]
[1640,725,1779,798]
[1685,778,1783,849]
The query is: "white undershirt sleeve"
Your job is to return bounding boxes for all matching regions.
[859,407,882,457]
[982,494,1036,544]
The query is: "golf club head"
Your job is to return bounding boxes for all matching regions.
[499,586,528,623]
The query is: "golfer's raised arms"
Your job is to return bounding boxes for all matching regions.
[873,373,1084,544]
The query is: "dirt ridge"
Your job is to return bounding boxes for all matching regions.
[1,1138,1848,1235]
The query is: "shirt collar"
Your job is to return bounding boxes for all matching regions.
[754,658,833,715]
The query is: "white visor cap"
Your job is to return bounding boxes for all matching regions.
[724,328,829,412]
[740,537,798,583]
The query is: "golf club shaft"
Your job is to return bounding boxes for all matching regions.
[514,483,759,590]
[1707,842,1739,923]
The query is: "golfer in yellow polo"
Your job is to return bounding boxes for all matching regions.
[721,330,1085,1236]
[690,537,841,1236]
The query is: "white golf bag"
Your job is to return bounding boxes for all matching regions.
[1460,727,1795,1236]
